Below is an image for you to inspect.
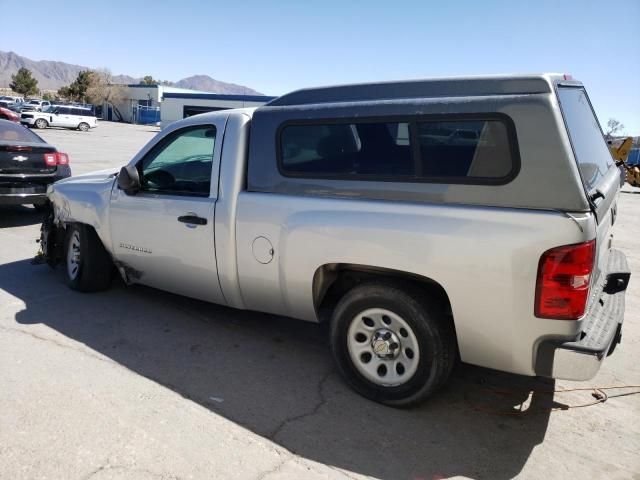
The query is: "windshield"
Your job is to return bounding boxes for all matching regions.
[28,100,39,105]
[557,86,614,191]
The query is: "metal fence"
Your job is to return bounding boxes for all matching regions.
[133,105,160,125]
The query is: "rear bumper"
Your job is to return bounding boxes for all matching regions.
[535,249,630,381]
[0,169,71,206]
[0,191,47,205]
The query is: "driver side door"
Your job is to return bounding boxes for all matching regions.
[109,122,225,304]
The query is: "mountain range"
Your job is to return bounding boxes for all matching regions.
[0,51,263,95]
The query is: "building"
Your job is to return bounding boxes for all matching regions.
[102,84,275,127]
[161,92,276,127]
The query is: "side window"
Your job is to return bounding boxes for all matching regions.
[416,120,513,179]
[279,117,517,183]
[280,122,413,176]
[139,125,216,197]
[58,107,70,115]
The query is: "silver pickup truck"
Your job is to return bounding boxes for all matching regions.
[39,74,630,406]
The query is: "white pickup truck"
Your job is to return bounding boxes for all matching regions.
[39,74,630,406]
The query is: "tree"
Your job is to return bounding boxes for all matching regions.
[42,92,56,102]
[10,68,39,97]
[57,85,72,100]
[85,69,126,106]
[605,118,625,140]
[68,70,95,102]
[140,75,158,85]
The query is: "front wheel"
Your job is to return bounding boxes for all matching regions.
[32,203,50,213]
[34,118,48,129]
[330,282,456,407]
[64,224,114,292]
[78,122,90,132]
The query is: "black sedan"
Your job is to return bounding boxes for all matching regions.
[0,119,71,210]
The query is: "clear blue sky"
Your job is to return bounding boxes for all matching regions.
[1,0,639,133]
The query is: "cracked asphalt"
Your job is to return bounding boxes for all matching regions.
[0,123,638,479]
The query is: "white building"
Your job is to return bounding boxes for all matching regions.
[161,91,275,127]
[102,84,275,127]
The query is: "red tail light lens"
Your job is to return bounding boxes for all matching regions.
[44,153,56,166]
[43,152,70,166]
[535,240,595,320]
[56,152,69,165]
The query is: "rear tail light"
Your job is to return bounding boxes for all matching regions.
[56,152,69,165]
[44,152,70,166]
[535,240,595,320]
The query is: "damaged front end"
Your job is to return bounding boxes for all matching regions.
[33,208,65,267]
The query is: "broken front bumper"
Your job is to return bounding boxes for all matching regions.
[535,249,630,381]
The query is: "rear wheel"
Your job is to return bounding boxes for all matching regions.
[34,118,48,129]
[78,122,90,132]
[64,224,113,292]
[330,281,456,407]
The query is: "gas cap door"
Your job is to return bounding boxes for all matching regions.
[252,236,274,264]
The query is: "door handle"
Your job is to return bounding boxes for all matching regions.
[178,214,207,226]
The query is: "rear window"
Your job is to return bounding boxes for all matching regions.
[0,121,45,143]
[279,116,518,183]
[557,87,613,191]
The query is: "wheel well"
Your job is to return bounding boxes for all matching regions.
[313,263,454,324]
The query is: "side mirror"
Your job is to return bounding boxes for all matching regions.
[117,165,140,195]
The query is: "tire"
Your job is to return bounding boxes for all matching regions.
[63,224,113,292]
[78,122,90,132]
[34,118,48,129]
[330,281,456,407]
[32,203,50,213]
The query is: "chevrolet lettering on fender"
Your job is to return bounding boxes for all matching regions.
[119,243,152,254]
[37,74,630,407]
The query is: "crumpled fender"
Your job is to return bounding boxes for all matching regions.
[47,168,119,254]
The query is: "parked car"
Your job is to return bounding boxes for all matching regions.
[0,119,71,210]
[20,99,52,112]
[39,74,630,407]
[6,103,23,113]
[0,107,19,122]
[0,100,21,112]
[0,95,24,104]
[21,106,97,131]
